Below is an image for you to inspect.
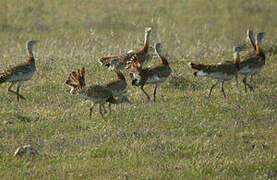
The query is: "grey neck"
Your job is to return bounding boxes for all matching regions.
[155,47,162,57]
[144,32,150,48]
[27,45,34,58]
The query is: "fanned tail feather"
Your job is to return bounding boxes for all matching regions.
[98,57,110,66]
[0,71,11,83]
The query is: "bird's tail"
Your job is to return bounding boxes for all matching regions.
[98,56,119,66]
[65,67,86,88]
[0,71,11,84]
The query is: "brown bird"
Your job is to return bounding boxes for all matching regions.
[98,27,152,70]
[239,32,266,92]
[189,46,243,98]
[103,70,128,113]
[224,30,256,87]
[0,40,38,101]
[130,43,171,102]
[242,29,257,83]
[65,67,130,119]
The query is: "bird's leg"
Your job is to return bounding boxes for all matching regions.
[153,83,159,102]
[108,103,112,113]
[246,76,254,91]
[221,81,226,98]
[208,80,221,97]
[242,75,254,93]
[16,81,26,101]
[234,75,241,94]
[102,104,107,114]
[8,83,26,100]
[140,85,151,103]
[243,75,248,93]
[7,82,16,94]
[99,104,105,119]
[89,103,95,119]
[250,74,254,84]
[235,75,239,89]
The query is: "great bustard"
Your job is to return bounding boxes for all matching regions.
[65,67,130,119]
[104,69,128,113]
[242,29,257,83]
[239,32,266,92]
[130,43,171,102]
[98,27,152,70]
[189,46,243,98]
[0,40,38,101]
[224,30,256,88]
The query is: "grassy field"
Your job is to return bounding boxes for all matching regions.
[0,0,277,179]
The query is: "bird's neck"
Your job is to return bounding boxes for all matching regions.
[156,48,168,65]
[143,32,150,52]
[248,33,256,51]
[255,41,264,57]
[233,52,240,68]
[27,46,34,62]
[159,56,168,65]
[115,71,125,80]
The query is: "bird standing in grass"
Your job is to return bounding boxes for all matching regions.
[98,27,152,70]
[0,40,38,101]
[130,42,171,102]
[189,46,243,98]
[65,67,130,119]
[224,30,256,88]
[242,29,257,83]
[239,32,266,92]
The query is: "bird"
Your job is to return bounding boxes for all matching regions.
[98,27,152,70]
[103,69,128,113]
[189,46,243,98]
[238,32,266,92]
[242,29,257,83]
[224,30,256,88]
[130,42,171,102]
[65,67,130,119]
[0,40,38,101]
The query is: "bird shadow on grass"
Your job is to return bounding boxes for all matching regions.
[167,75,204,91]
[14,113,31,123]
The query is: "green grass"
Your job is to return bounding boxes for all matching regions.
[0,0,277,179]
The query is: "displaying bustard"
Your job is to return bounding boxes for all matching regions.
[130,43,171,102]
[98,27,152,70]
[189,46,243,98]
[239,32,266,92]
[65,67,130,119]
[0,40,38,101]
